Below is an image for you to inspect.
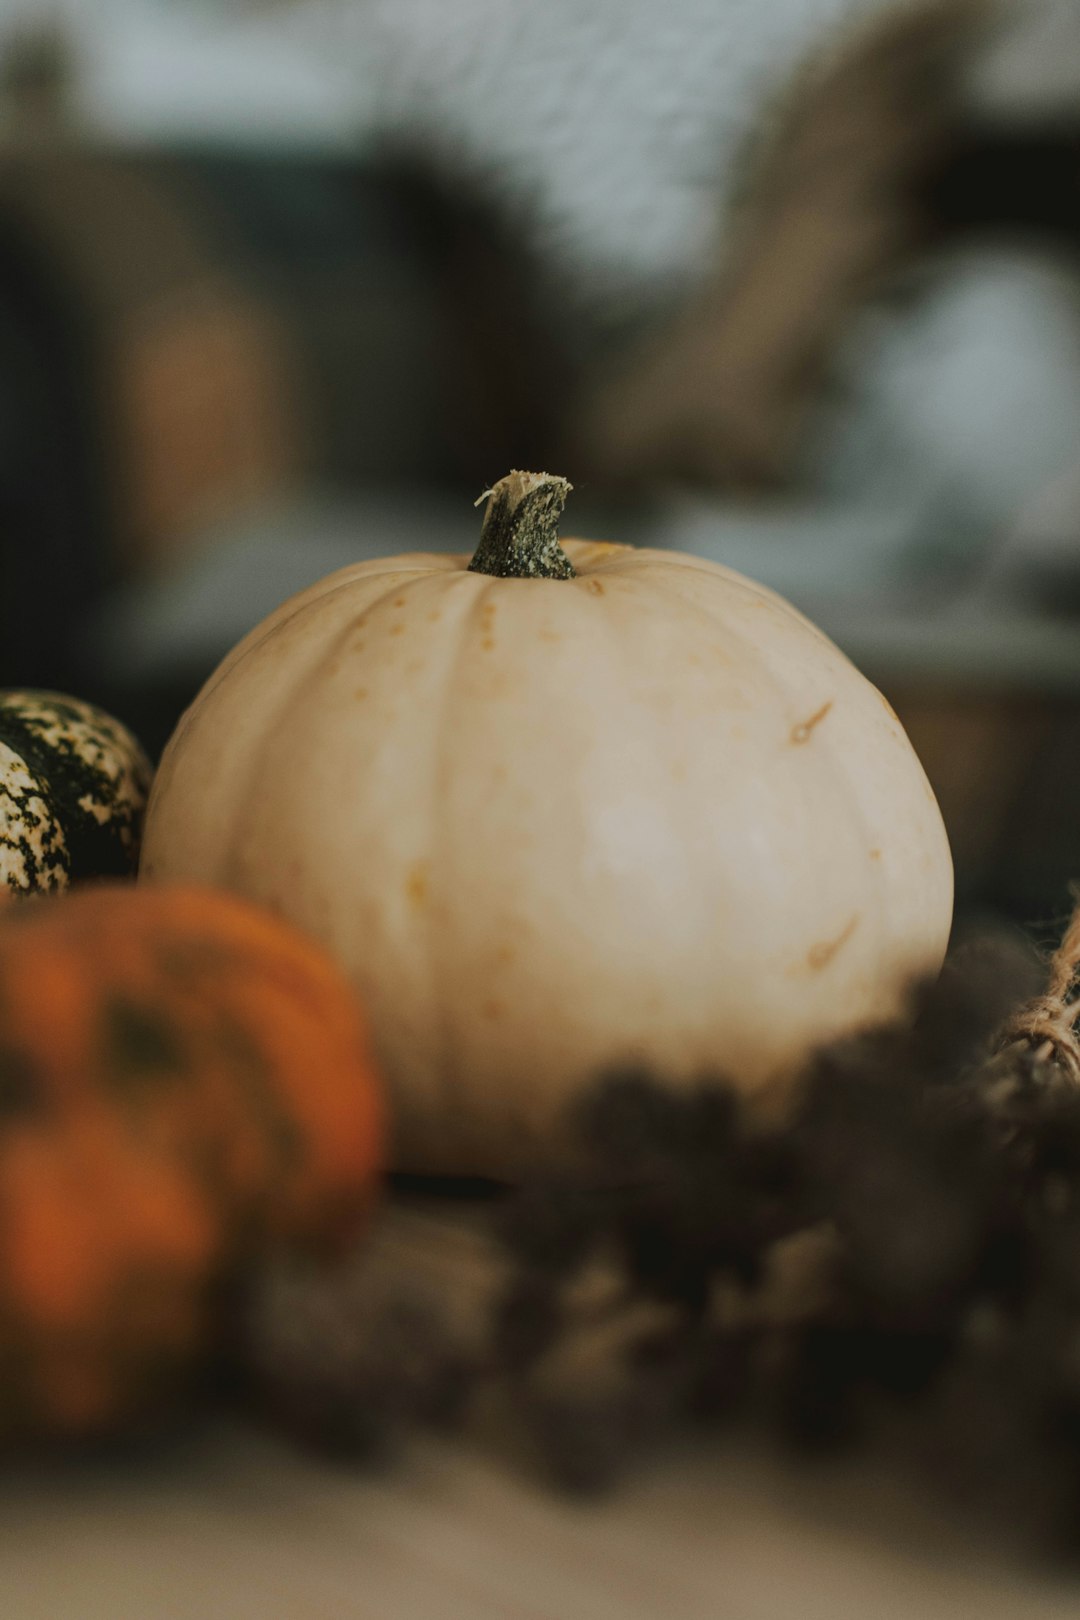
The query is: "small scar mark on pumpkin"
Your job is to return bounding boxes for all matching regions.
[482,636,496,652]
[482,998,505,1021]
[354,687,368,702]
[806,914,859,973]
[390,622,406,637]
[869,848,882,861]
[406,860,430,909]
[585,577,605,595]
[790,701,834,745]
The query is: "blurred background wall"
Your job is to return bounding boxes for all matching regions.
[2,0,1080,924]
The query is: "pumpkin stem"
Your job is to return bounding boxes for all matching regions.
[468,470,575,579]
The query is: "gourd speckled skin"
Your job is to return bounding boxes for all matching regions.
[0,691,153,895]
[0,881,384,1438]
[141,473,953,1179]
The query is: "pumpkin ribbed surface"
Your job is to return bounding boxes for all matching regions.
[141,523,952,1179]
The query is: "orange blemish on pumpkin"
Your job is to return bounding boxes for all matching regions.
[390,622,405,637]
[354,687,368,701]
[538,628,561,643]
[406,860,430,909]
[585,577,605,596]
[790,701,834,745]
[482,637,495,652]
[806,914,860,973]
[482,998,505,1021]
[869,848,882,861]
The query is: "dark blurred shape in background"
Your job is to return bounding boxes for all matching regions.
[3,0,1080,920]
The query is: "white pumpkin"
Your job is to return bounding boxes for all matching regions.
[141,471,952,1176]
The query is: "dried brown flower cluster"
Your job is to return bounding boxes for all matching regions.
[242,919,1080,1548]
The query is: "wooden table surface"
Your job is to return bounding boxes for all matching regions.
[1,1199,1077,1620]
[1,1420,1077,1620]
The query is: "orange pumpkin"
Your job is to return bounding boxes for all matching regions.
[0,883,384,1438]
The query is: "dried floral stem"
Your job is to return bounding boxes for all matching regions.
[1000,896,1080,1082]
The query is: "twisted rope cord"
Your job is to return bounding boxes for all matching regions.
[1001,901,1080,1082]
